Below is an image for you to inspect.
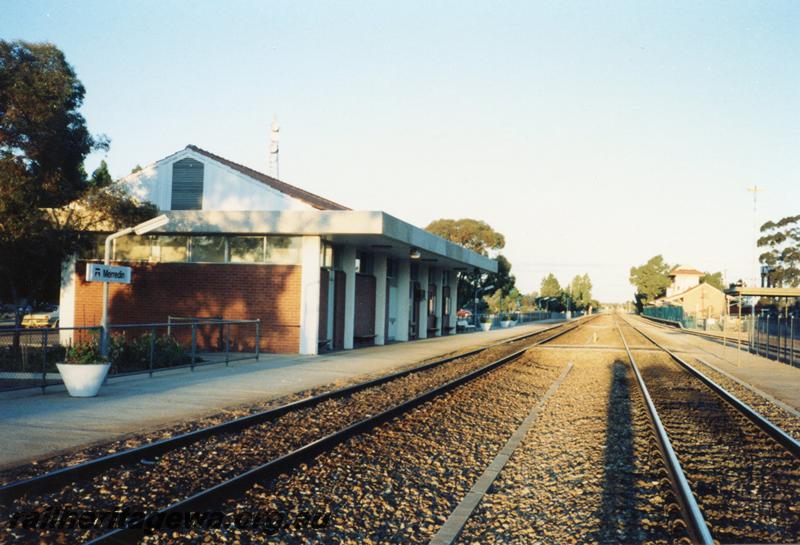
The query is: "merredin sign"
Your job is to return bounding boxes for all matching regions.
[86,264,132,284]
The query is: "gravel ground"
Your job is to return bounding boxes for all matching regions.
[622,318,800,442]
[1,326,569,545]
[553,319,622,347]
[456,347,687,545]
[142,352,566,545]
[634,350,800,544]
[0,345,489,484]
[681,356,800,441]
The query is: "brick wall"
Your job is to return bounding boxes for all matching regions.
[73,261,302,353]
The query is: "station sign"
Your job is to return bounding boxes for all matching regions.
[86,263,132,284]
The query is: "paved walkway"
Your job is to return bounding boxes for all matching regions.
[0,322,560,469]
[632,316,800,412]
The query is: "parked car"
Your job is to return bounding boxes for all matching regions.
[21,306,59,328]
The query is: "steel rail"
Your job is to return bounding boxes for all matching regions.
[0,316,591,505]
[624,317,800,458]
[615,320,714,545]
[82,315,595,545]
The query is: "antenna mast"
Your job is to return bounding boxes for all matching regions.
[269,116,280,179]
[746,185,762,287]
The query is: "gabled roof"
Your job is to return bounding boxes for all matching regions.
[185,145,350,211]
[658,281,726,303]
[670,265,704,276]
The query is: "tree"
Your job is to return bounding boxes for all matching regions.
[426,218,509,308]
[131,164,143,174]
[539,273,562,298]
[0,40,155,305]
[700,271,725,291]
[89,160,113,187]
[758,214,800,288]
[425,218,505,256]
[487,254,516,296]
[629,255,671,312]
[569,273,593,310]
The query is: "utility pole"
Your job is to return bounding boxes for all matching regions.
[746,185,762,348]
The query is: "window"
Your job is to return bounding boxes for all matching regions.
[266,236,301,264]
[191,236,226,263]
[230,236,265,263]
[114,236,153,261]
[171,158,204,210]
[157,236,189,262]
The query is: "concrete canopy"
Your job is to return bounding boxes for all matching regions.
[154,210,498,273]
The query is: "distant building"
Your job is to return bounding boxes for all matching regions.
[60,145,496,355]
[653,265,727,320]
[665,265,703,297]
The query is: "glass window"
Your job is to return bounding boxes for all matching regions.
[191,236,226,263]
[157,236,189,262]
[114,235,153,261]
[266,236,301,264]
[229,236,265,263]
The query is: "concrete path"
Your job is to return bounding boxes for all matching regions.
[632,316,800,412]
[0,322,559,469]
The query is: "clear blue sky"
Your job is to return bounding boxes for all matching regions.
[4,1,799,301]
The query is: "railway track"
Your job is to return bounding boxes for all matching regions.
[5,313,797,544]
[452,315,688,545]
[618,316,800,544]
[1,316,596,544]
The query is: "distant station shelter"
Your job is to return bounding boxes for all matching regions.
[60,145,497,355]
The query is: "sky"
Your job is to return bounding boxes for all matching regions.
[4,1,799,302]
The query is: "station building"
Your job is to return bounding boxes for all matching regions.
[59,145,496,354]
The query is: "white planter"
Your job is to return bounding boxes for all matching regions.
[56,362,111,397]
[501,320,512,328]
[510,320,518,327]
[480,322,492,332]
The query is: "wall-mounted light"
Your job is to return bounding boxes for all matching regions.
[410,247,421,260]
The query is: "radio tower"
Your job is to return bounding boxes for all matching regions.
[269,116,280,178]
[747,185,762,287]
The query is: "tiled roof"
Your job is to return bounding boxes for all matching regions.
[186,145,350,211]
[670,265,704,276]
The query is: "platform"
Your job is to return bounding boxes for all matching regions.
[0,322,560,469]
[632,316,800,413]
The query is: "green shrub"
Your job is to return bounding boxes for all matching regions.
[64,332,189,372]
